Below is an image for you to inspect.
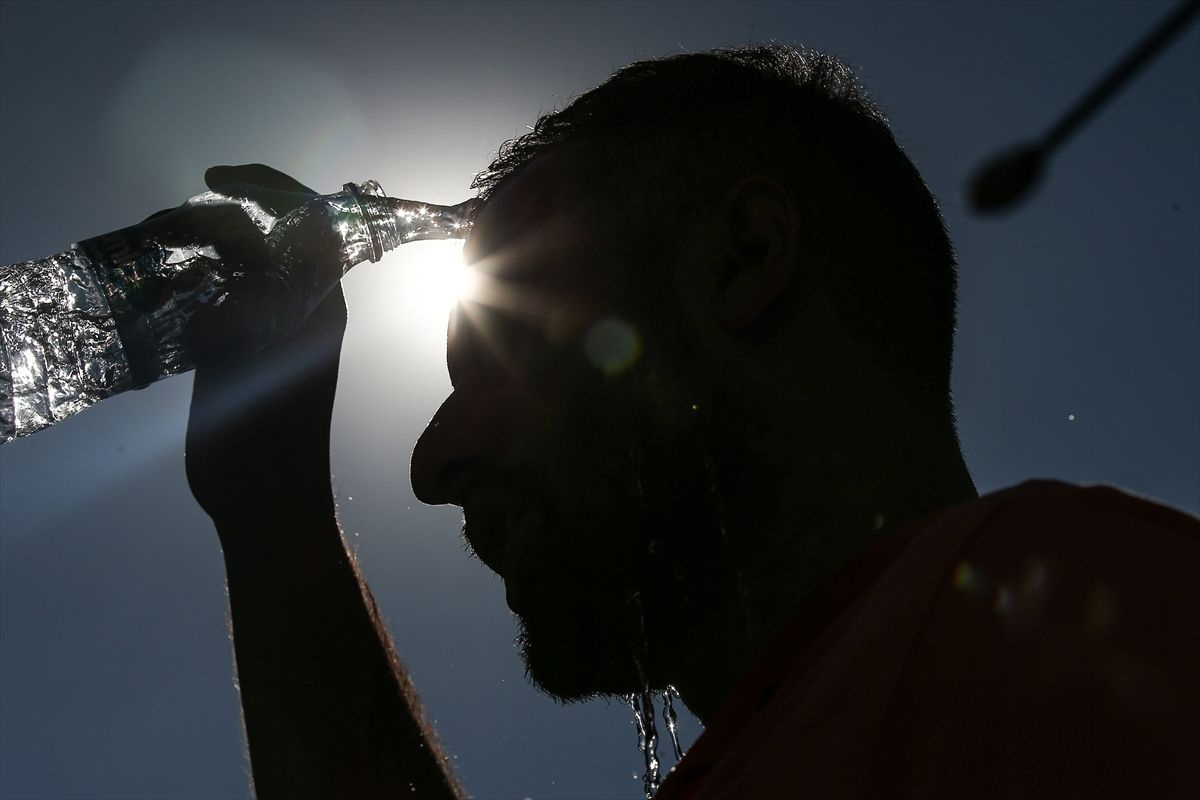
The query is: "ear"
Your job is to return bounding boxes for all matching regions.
[714,176,799,329]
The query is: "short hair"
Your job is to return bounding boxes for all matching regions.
[474,44,959,420]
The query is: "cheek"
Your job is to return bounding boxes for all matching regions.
[517,434,650,564]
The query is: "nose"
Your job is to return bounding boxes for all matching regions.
[411,387,504,506]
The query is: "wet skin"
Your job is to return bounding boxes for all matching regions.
[410,156,734,702]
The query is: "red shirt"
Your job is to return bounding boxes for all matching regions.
[656,480,1200,799]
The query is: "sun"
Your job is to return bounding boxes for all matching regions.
[408,238,477,311]
[394,238,479,344]
[346,237,478,354]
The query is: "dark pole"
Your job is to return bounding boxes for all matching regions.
[969,0,1200,214]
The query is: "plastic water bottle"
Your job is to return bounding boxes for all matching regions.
[0,181,476,444]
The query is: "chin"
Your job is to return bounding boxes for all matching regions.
[514,605,648,703]
[508,529,729,704]
[504,413,737,701]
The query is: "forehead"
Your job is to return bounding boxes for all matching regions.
[464,151,587,268]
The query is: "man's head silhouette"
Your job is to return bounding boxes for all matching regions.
[410,44,976,721]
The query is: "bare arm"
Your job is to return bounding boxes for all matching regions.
[184,165,464,800]
[215,473,463,800]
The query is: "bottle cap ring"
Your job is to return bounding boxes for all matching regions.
[344,182,384,263]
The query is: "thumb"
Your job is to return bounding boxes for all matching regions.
[205,164,317,217]
[205,163,316,195]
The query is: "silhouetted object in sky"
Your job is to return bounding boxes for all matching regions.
[970,0,1199,213]
[0,176,475,443]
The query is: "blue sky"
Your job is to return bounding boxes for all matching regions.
[2,2,1197,798]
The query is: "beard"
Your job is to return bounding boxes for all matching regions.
[501,364,742,704]
[456,227,751,703]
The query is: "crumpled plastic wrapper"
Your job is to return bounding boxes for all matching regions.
[0,248,131,443]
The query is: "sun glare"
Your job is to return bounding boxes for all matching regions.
[410,238,476,310]
[350,238,477,351]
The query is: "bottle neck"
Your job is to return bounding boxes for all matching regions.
[342,181,388,264]
[340,181,478,269]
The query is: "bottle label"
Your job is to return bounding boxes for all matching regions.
[77,228,163,389]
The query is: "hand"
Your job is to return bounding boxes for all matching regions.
[183,164,348,525]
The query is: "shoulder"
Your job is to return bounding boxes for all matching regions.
[877,480,1200,797]
[945,479,1200,635]
[972,478,1199,546]
[908,478,1200,690]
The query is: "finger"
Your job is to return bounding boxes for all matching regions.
[210,182,313,218]
[205,163,316,196]
[141,207,176,223]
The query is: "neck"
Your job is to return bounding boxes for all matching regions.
[669,420,977,725]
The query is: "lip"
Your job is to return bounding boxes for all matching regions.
[461,490,535,578]
[462,510,507,576]
[499,507,544,613]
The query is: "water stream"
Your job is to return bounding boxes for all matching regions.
[624,685,687,798]
[661,686,684,762]
[627,691,661,799]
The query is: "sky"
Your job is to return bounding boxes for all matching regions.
[1,1,1197,798]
